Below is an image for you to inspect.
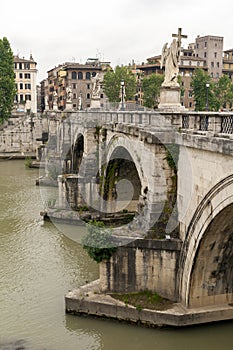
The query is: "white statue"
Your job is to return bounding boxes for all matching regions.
[66,86,72,103]
[53,91,58,110]
[161,38,180,87]
[45,95,49,110]
[91,73,101,99]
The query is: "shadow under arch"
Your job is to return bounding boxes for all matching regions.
[100,145,143,214]
[179,174,233,307]
[62,133,84,174]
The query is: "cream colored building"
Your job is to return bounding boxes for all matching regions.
[14,55,37,113]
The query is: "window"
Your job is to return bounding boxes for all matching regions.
[19,63,22,69]
[87,84,90,89]
[189,102,192,108]
[211,72,213,78]
[73,93,77,99]
[20,83,23,89]
[204,42,207,48]
[86,72,91,80]
[217,62,220,68]
[25,73,31,79]
[181,60,184,65]
[87,93,90,99]
[20,94,24,101]
[25,83,31,89]
[19,73,23,79]
[100,93,104,98]
[216,73,219,78]
[14,63,17,69]
[24,63,30,69]
[188,91,192,98]
[214,52,217,58]
[72,83,76,89]
[196,44,199,49]
[204,52,207,58]
[78,72,83,80]
[71,72,77,79]
[189,61,192,66]
[25,94,31,101]
[92,72,96,77]
[197,61,200,66]
[211,62,214,67]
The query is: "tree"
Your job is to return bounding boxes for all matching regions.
[0,37,16,123]
[191,68,215,111]
[213,75,233,110]
[142,73,164,108]
[82,221,117,263]
[103,65,136,102]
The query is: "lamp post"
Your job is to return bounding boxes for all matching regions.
[120,80,125,111]
[205,83,210,111]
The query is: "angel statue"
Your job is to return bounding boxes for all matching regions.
[161,38,180,87]
[91,73,101,99]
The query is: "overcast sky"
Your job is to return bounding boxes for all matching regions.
[1,0,232,82]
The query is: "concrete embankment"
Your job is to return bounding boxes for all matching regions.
[65,280,233,327]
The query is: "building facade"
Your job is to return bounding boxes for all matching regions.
[14,55,37,113]
[42,59,110,111]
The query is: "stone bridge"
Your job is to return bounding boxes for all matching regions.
[40,109,233,313]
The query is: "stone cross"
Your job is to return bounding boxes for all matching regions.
[172,28,187,48]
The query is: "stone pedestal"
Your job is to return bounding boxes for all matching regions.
[90,98,101,109]
[158,85,186,111]
[65,102,73,111]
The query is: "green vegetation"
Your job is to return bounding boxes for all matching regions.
[110,290,173,311]
[142,73,164,108]
[191,69,233,111]
[0,37,16,123]
[82,220,117,263]
[24,156,33,168]
[103,65,136,102]
[165,144,179,173]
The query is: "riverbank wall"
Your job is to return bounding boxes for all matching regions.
[65,280,233,327]
[0,113,44,156]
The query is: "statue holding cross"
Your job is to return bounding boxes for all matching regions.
[161,28,187,87]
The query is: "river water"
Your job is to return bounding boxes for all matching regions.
[0,160,233,350]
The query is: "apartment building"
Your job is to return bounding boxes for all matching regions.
[42,58,110,111]
[14,55,37,113]
[194,35,223,79]
[222,49,233,80]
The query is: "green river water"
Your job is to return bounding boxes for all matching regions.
[0,160,233,350]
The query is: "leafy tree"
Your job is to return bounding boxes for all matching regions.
[213,74,233,110]
[82,221,117,263]
[0,37,16,123]
[142,73,164,108]
[191,69,215,111]
[103,65,136,102]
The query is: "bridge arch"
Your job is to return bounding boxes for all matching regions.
[105,134,148,194]
[62,132,84,174]
[180,174,233,307]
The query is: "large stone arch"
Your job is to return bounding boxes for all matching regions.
[61,132,84,174]
[179,174,233,307]
[105,134,148,195]
[102,133,176,234]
